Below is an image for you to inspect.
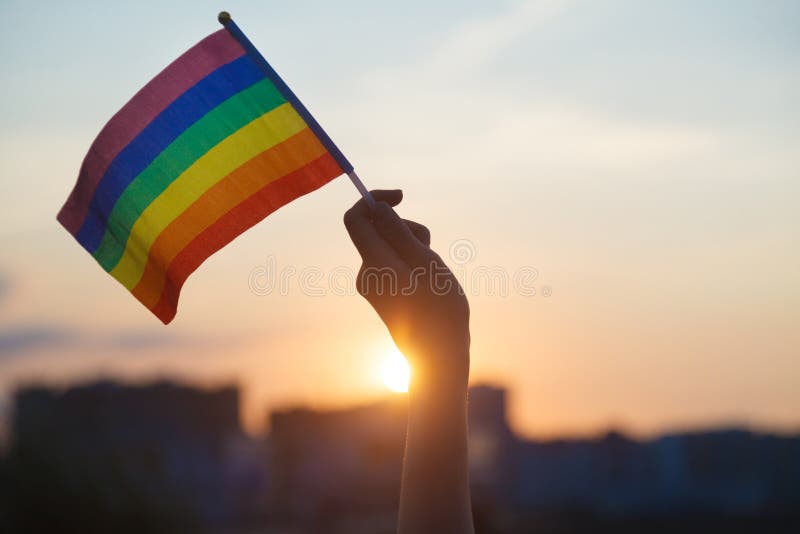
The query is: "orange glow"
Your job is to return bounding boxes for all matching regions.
[381,347,410,393]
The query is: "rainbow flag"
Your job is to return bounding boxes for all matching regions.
[58,15,355,324]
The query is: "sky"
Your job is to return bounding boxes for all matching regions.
[0,0,798,439]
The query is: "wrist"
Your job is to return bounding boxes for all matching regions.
[408,348,470,401]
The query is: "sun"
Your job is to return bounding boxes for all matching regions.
[381,347,411,393]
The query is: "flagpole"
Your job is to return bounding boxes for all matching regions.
[218,11,375,209]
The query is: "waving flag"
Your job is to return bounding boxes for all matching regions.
[58,13,367,324]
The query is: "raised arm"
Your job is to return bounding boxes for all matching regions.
[344,189,474,534]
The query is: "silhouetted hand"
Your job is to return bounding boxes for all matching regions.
[345,189,475,534]
[344,189,470,384]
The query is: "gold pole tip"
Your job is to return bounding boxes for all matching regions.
[218,11,231,24]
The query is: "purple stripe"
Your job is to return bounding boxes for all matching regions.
[57,29,245,236]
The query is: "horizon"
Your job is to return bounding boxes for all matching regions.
[1,0,799,441]
[3,376,799,443]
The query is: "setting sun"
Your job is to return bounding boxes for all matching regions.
[381,347,411,393]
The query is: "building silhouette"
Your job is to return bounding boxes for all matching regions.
[1,380,799,533]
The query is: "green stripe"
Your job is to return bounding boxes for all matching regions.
[93,79,286,271]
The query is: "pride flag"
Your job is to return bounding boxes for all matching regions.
[58,14,357,324]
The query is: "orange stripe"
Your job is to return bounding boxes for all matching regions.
[131,128,328,309]
[146,152,341,324]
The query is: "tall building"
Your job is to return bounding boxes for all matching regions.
[2,380,798,533]
[5,381,258,533]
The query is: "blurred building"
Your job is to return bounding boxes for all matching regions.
[510,429,800,518]
[1,381,268,533]
[268,398,407,533]
[1,380,799,533]
[265,385,518,533]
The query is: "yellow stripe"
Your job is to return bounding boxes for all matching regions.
[111,103,307,288]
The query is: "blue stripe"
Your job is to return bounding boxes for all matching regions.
[220,18,354,174]
[75,54,264,253]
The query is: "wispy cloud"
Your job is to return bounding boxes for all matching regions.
[0,271,10,305]
[0,323,210,362]
[341,0,719,182]
[421,0,569,78]
[0,326,72,358]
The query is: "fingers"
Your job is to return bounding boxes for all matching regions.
[403,219,431,247]
[345,189,402,221]
[373,202,432,267]
[344,190,403,264]
[343,189,432,267]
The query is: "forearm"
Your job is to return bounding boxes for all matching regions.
[397,354,474,534]
[343,189,474,532]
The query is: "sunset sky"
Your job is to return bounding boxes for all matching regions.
[1,0,798,439]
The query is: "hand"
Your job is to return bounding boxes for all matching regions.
[346,190,476,533]
[344,190,470,384]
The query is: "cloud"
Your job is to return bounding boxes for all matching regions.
[421,0,569,78]
[358,0,570,89]
[0,323,205,362]
[109,331,185,351]
[336,0,723,184]
[0,326,72,357]
[0,272,10,305]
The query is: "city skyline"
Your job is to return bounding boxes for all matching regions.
[4,379,799,532]
[1,0,799,439]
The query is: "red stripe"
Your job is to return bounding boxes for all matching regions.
[149,153,342,324]
[57,29,244,235]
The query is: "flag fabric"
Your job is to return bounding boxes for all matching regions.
[58,27,348,324]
